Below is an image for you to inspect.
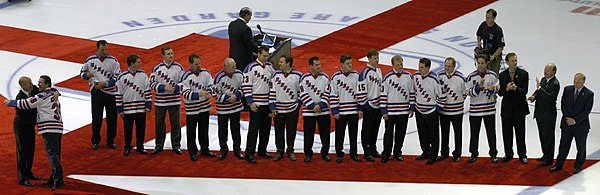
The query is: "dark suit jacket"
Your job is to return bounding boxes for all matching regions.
[533,76,560,119]
[498,67,530,117]
[560,85,594,132]
[228,18,258,71]
[14,86,39,127]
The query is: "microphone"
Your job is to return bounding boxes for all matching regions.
[256,24,265,34]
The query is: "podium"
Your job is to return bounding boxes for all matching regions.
[253,34,292,70]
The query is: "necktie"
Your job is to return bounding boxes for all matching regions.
[575,89,580,102]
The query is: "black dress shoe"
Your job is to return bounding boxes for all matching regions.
[304,156,312,162]
[350,155,361,162]
[173,148,183,155]
[491,157,499,163]
[550,166,562,172]
[201,151,216,157]
[108,143,117,149]
[246,156,257,164]
[190,154,198,161]
[91,144,99,150]
[273,153,283,162]
[322,155,331,162]
[29,175,41,180]
[539,162,552,167]
[124,149,131,156]
[365,155,375,162]
[336,157,343,163]
[19,180,35,187]
[371,151,382,158]
[234,151,245,160]
[453,156,460,162]
[394,156,404,161]
[520,158,528,164]
[536,157,545,161]
[137,149,149,154]
[415,154,428,160]
[258,152,273,159]
[218,153,228,160]
[574,167,582,174]
[426,159,436,165]
[151,148,163,155]
[437,155,449,161]
[52,181,65,191]
[501,156,513,162]
[381,156,389,164]
[41,179,54,186]
[287,152,296,161]
[468,156,477,163]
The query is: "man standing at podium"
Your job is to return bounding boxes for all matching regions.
[229,7,259,71]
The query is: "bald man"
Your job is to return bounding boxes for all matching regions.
[13,76,42,187]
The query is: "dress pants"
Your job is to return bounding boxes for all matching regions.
[218,112,242,153]
[14,120,36,183]
[245,105,271,156]
[123,112,146,150]
[469,115,498,158]
[187,112,210,155]
[440,113,463,157]
[501,115,527,159]
[335,114,359,157]
[90,89,117,145]
[555,127,588,169]
[42,133,63,183]
[536,116,556,164]
[274,108,299,153]
[382,114,408,158]
[415,111,439,161]
[154,105,181,150]
[303,114,331,157]
[360,106,382,157]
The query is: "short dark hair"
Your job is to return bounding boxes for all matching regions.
[96,40,108,48]
[280,55,293,68]
[40,75,51,87]
[340,55,351,64]
[127,54,140,67]
[419,58,431,68]
[239,7,252,18]
[161,46,172,55]
[505,52,517,62]
[487,9,497,18]
[188,53,200,64]
[445,57,456,67]
[309,56,320,66]
[476,54,489,63]
[258,45,269,54]
[367,49,379,59]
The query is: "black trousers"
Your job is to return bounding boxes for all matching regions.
[335,114,359,157]
[304,114,331,157]
[440,113,463,157]
[154,105,181,149]
[469,115,498,157]
[274,108,299,153]
[187,112,210,155]
[245,105,271,156]
[501,115,527,159]
[123,112,146,150]
[14,121,36,183]
[42,133,63,183]
[536,116,556,164]
[415,112,439,160]
[382,114,408,158]
[218,112,242,152]
[90,89,117,145]
[361,106,382,157]
[555,127,588,169]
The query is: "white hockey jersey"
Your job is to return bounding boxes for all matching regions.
[80,54,120,95]
[10,89,63,134]
[181,68,213,115]
[437,70,467,115]
[357,64,383,110]
[414,71,446,114]
[299,72,330,116]
[212,70,244,115]
[381,69,415,115]
[149,61,184,107]
[269,69,302,113]
[115,69,152,114]
[330,70,359,116]
[243,60,275,106]
[466,70,499,116]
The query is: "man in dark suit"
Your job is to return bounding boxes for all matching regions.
[528,63,560,167]
[13,76,42,187]
[229,7,259,72]
[551,73,594,174]
[498,52,530,164]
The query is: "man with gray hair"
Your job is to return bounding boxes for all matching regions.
[229,7,259,71]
